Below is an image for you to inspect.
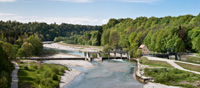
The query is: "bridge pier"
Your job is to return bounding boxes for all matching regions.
[108,52,110,60]
[120,53,122,59]
[97,52,103,62]
[85,52,92,62]
[114,51,116,59]
[126,52,130,60]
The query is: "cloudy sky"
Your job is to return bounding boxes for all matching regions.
[0,0,200,25]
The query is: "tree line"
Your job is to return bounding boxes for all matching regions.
[0,21,99,43]
[74,13,200,57]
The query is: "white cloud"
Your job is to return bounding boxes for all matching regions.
[119,0,159,3]
[0,0,16,2]
[0,13,17,16]
[0,15,108,25]
[55,0,92,3]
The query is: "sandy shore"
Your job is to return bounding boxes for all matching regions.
[44,42,102,52]
[59,69,81,88]
[48,53,83,58]
[48,60,94,88]
[50,60,94,69]
[49,60,94,88]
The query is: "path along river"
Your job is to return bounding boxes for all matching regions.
[44,47,143,88]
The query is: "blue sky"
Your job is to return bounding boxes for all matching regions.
[0,0,200,25]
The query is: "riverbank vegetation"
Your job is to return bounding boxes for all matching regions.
[144,68,200,88]
[0,42,15,88]
[0,29,43,87]
[18,62,68,88]
[54,36,75,44]
[72,13,200,57]
[175,62,200,72]
[17,35,43,57]
[139,57,172,68]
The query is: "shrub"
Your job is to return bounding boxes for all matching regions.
[136,49,142,57]
[59,67,66,73]
[43,70,51,78]
[0,71,9,78]
[39,65,44,70]
[33,65,38,69]
[0,76,8,88]
[35,76,40,84]
[144,68,197,84]
[30,64,38,70]
[37,70,40,74]
[24,67,29,70]
[43,78,55,88]
[52,67,59,74]
[20,81,33,88]
[51,73,58,80]
[103,44,111,52]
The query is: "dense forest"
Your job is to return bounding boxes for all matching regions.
[0,21,99,42]
[74,13,200,57]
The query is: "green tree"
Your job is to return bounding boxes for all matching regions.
[109,30,120,48]
[26,35,43,55]
[2,42,16,60]
[17,42,34,57]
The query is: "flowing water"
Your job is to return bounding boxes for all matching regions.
[44,47,143,88]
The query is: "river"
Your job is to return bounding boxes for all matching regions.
[44,47,143,88]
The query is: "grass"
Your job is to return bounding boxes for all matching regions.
[18,62,68,88]
[185,56,200,64]
[139,57,173,68]
[175,62,200,72]
[144,68,200,88]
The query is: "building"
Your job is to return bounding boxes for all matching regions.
[138,44,149,55]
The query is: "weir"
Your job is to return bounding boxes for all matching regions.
[18,51,130,62]
[85,51,130,62]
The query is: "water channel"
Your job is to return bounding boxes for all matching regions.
[44,47,143,88]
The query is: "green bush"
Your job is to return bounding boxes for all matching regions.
[37,70,40,74]
[51,73,58,80]
[43,70,51,78]
[43,78,56,88]
[0,76,8,88]
[33,65,38,69]
[52,67,59,74]
[0,71,9,78]
[59,67,66,73]
[35,76,40,84]
[30,63,38,70]
[24,66,29,70]
[144,68,200,87]
[103,44,111,52]
[39,65,44,70]
[136,49,142,57]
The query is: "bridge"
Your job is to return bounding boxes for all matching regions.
[18,51,130,62]
[85,51,130,61]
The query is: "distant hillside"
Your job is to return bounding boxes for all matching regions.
[0,21,99,42]
[75,13,200,57]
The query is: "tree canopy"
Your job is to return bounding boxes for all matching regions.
[74,13,200,57]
